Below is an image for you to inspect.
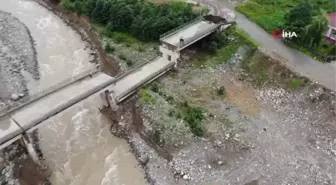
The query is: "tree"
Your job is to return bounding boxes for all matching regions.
[82,0,97,15]
[152,16,174,39]
[284,2,313,43]
[109,5,135,31]
[73,1,83,15]
[91,0,109,24]
[302,9,329,49]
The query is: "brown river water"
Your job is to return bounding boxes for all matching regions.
[0,0,148,184]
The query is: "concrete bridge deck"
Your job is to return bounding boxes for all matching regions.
[0,73,114,147]
[161,19,219,50]
[111,57,174,102]
[0,57,174,147]
[160,16,230,51]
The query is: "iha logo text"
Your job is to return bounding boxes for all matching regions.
[272,28,298,39]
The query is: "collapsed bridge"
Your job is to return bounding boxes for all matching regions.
[0,15,234,158]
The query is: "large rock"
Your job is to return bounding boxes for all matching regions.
[10,93,19,101]
[139,153,149,165]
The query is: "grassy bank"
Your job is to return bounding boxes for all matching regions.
[241,50,309,89]
[190,25,308,89]
[191,26,259,67]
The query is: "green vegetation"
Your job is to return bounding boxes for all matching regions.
[235,28,260,47]
[94,24,154,52]
[61,0,201,41]
[137,46,145,52]
[104,43,115,53]
[179,101,204,137]
[236,0,335,60]
[302,9,329,49]
[140,88,157,104]
[241,50,308,89]
[289,78,306,89]
[237,0,335,32]
[118,53,126,60]
[126,59,133,66]
[217,86,226,96]
[168,108,182,119]
[192,26,260,67]
[149,82,160,93]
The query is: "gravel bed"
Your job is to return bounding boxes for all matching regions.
[0,11,38,110]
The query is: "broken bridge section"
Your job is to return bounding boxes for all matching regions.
[159,15,232,67]
[108,57,175,103]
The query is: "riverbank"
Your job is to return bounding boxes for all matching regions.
[108,30,336,184]
[26,1,336,185]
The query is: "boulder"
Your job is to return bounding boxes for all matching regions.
[10,93,19,101]
[139,154,149,165]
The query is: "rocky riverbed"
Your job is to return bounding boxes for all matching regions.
[112,45,336,185]
[0,11,38,110]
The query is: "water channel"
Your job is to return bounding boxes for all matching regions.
[0,0,95,95]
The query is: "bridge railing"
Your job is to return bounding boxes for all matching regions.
[160,17,202,40]
[0,55,161,118]
[116,60,175,102]
[113,56,161,82]
[0,68,99,118]
[178,24,221,50]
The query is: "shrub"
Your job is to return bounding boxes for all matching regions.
[102,27,113,38]
[118,54,126,60]
[328,45,336,56]
[114,34,127,43]
[105,43,115,53]
[176,111,182,119]
[61,0,74,10]
[217,86,226,96]
[150,82,159,93]
[182,100,189,108]
[183,107,204,136]
[152,130,161,144]
[140,88,156,104]
[289,78,306,89]
[166,95,174,103]
[137,46,145,52]
[168,109,175,117]
[126,59,133,66]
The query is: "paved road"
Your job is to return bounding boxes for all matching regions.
[198,0,336,91]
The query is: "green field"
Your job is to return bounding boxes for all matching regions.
[236,0,336,61]
[236,0,336,33]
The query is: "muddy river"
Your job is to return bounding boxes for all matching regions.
[0,0,147,184]
[0,0,95,95]
[36,93,147,185]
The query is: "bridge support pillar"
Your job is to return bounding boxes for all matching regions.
[20,134,40,165]
[100,89,121,122]
[102,89,119,111]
